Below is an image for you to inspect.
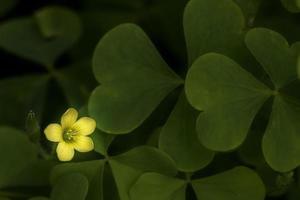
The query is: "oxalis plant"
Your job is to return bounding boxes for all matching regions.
[1,0,300,199]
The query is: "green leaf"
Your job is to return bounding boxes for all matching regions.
[245,28,300,171]
[0,75,49,128]
[246,28,297,89]
[51,173,88,200]
[184,0,245,65]
[92,129,115,156]
[262,96,300,172]
[109,146,177,200]
[186,27,300,171]
[0,127,38,188]
[192,166,266,200]
[281,0,300,12]
[159,92,214,172]
[54,60,96,107]
[0,0,17,17]
[5,160,55,187]
[185,53,271,151]
[130,173,186,200]
[89,23,182,134]
[0,6,81,66]
[111,146,177,176]
[51,160,105,200]
[109,160,143,200]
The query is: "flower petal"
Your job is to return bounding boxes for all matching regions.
[44,123,63,142]
[72,117,96,136]
[61,108,78,129]
[73,136,94,152]
[56,142,75,161]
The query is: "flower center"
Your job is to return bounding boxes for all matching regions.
[63,129,77,143]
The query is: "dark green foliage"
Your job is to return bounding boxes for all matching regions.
[1,0,300,200]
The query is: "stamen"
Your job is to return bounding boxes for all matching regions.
[63,129,77,142]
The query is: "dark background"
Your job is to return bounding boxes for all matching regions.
[0,0,188,79]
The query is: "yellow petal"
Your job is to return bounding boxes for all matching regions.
[44,123,63,142]
[56,142,75,161]
[73,136,94,152]
[72,117,96,136]
[61,108,78,129]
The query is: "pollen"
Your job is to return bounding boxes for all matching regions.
[63,129,77,142]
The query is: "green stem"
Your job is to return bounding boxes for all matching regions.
[45,65,60,78]
[185,172,193,183]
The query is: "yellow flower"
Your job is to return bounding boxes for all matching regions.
[44,108,96,161]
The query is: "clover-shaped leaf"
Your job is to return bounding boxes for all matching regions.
[130,166,265,200]
[51,146,177,200]
[109,146,177,200]
[159,92,214,172]
[0,6,81,66]
[262,96,300,172]
[185,28,300,172]
[51,160,105,200]
[246,28,297,89]
[185,53,271,151]
[88,23,183,134]
[246,28,300,172]
[130,173,186,200]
